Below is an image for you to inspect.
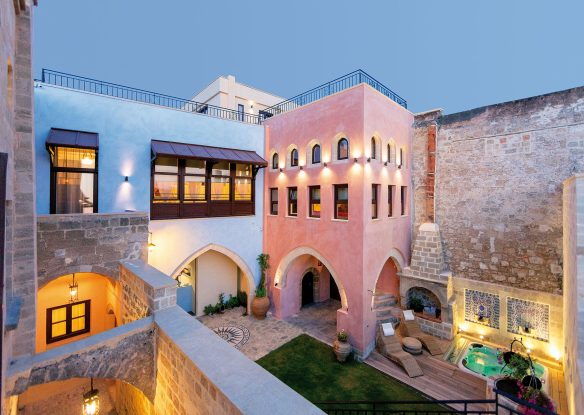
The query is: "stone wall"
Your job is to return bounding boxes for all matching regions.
[37,212,148,287]
[6,317,156,400]
[562,174,584,415]
[414,86,584,294]
[112,379,155,415]
[119,260,177,324]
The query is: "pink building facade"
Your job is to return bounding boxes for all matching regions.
[263,84,413,356]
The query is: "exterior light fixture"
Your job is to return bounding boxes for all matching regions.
[353,157,358,163]
[148,232,156,251]
[124,176,129,182]
[479,334,485,340]
[323,162,328,168]
[82,378,100,415]
[69,274,79,303]
[384,161,388,166]
[367,157,371,162]
[299,166,303,170]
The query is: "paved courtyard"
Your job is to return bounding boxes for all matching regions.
[198,299,340,360]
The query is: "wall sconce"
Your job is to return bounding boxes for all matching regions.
[69,274,79,303]
[367,157,371,163]
[124,176,129,182]
[279,168,283,172]
[353,157,358,163]
[398,163,402,169]
[384,161,388,166]
[148,232,156,251]
[299,166,303,170]
[82,378,100,415]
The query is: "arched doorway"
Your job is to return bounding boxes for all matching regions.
[330,277,341,301]
[301,272,314,306]
[375,257,400,299]
[36,273,120,354]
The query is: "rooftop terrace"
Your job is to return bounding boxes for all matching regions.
[39,69,407,125]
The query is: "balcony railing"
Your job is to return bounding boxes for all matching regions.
[260,69,407,120]
[40,69,262,125]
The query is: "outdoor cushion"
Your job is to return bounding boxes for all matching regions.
[382,323,395,337]
[403,310,415,321]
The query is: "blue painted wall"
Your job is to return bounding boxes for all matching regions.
[34,84,265,284]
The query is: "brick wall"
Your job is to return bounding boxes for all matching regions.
[414,86,584,294]
[119,260,176,324]
[562,174,584,415]
[112,379,155,415]
[37,213,148,287]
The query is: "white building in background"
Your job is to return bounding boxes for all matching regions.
[191,74,284,118]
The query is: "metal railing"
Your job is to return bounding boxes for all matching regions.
[315,389,558,415]
[260,69,407,120]
[40,69,262,125]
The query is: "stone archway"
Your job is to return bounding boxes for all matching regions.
[274,246,348,311]
[171,243,257,313]
[372,248,406,298]
[38,265,117,290]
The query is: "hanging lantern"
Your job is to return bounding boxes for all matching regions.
[69,274,79,303]
[82,378,100,415]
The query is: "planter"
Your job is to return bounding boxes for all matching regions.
[503,351,517,365]
[522,375,543,390]
[333,340,352,362]
[496,378,520,396]
[251,296,270,320]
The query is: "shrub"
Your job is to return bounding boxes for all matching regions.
[508,353,531,380]
[256,253,270,298]
[237,291,248,307]
[203,304,216,315]
[337,330,348,342]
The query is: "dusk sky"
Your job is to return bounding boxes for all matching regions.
[33,0,584,114]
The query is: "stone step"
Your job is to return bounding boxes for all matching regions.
[373,305,396,313]
[374,297,398,307]
[373,293,396,301]
[376,315,399,326]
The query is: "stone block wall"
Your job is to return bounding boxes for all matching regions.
[414,86,584,294]
[119,260,176,324]
[112,379,155,415]
[562,174,584,415]
[37,212,148,287]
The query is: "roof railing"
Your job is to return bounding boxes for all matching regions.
[40,69,262,125]
[260,69,407,120]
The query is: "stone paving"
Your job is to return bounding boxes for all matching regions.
[198,299,340,361]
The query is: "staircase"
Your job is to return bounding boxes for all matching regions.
[372,291,401,326]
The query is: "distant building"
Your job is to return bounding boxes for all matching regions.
[191,74,284,121]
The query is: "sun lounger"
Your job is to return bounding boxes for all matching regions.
[402,310,443,356]
[376,323,423,378]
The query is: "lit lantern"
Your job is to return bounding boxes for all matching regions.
[148,232,156,252]
[83,379,100,415]
[69,274,79,303]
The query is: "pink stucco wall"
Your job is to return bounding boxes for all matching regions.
[263,84,413,355]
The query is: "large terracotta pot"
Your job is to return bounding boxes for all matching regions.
[251,296,270,320]
[333,340,352,362]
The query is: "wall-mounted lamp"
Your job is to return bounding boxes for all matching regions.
[148,232,156,251]
[398,163,402,169]
[384,161,388,166]
[69,274,79,303]
[323,162,328,168]
[367,157,371,163]
[279,168,283,173]
[82,378,100,415]
[299,166,303,170]
[124,176,129,182]
[353,157,358,163]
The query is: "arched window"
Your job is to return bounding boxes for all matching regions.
[371,137,376,159]
[312,144,321,164]
[290,148,299,167]
[387,143,391,163]
[337,138,349,160]
[272,153,279,169]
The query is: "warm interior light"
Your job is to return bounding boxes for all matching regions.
[83,379,100,415]
[81,153,93,166]
[479,334,485,340]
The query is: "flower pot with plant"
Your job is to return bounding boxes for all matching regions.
[333,330,352,362]
[251,253,270,320]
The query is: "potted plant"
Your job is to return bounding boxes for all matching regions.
[333,330,352,362]
[516,381,555,415]
[251,253,270,320]
[408,294,424,313]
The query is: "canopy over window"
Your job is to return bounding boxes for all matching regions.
[46,128,99,149]
[151,139,267,167]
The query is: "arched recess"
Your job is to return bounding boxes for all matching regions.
[386,138,396,164]
[170,243,257,311]
[268,148,279,170]
[306,139,322,166]
[285,144,300,169]
[332,132,350,161]
[273,246,348,311]
[370,133,382,162]
[372,248,406,299]
[39,265,117,290]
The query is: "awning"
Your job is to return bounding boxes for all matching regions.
[151,140,268,166]
[46,128,99,149]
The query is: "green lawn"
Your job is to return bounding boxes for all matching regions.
[256,334,442,411]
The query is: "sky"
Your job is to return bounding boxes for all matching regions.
[33,1,584,114]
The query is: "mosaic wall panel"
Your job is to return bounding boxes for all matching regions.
[464,289,500,329]
[506,297,550,342]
